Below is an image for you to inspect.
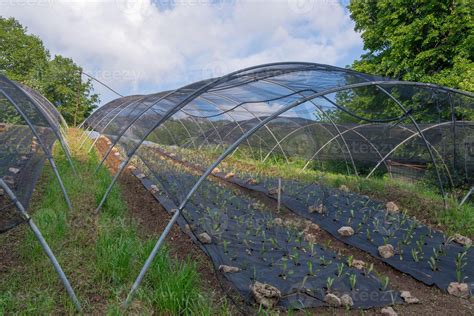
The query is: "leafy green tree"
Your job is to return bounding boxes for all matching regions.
[0,17,48,89]
[0,16,98,125]
[349,0,473,92]
[42,56,98,126]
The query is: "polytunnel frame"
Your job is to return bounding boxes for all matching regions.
[79,94,148,149]
[0,79,81,311]
[461,186,474,206]
[119,77,474,307]
[92,62,326,175]
[77,93,137,146]
[0,89,73,211]
[13,82,77,177]
[94,62,379,213]
[84,96,149,152]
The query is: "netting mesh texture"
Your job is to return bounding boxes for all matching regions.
[0,75,69,233]
[85,63,473,308]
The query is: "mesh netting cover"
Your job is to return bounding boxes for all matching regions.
[0,75,69,233]
[84,62,474,307]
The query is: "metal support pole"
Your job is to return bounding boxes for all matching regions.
[47,155,73,211]
[277,178,281,213]
[124,209,181,307]
[460,187,474,206]
[10,81,77,176]
[0,180,82,312]
[57,134,77,176]
[0,90,73,211]
[375,85,448,206]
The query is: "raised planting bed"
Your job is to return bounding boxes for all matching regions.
[148,145,474,298]
[130,154,402,310]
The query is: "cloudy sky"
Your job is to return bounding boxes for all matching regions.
[2,0,363,105]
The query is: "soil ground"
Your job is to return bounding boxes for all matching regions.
[104,140,474,315]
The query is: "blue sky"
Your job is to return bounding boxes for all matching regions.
[2,0,364,106]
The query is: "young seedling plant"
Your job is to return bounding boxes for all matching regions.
[349,273,357,291]
[382,276,390,291]
[326,276,334,292]
[455,248,469,283]
[337,263,345,277]
[307,261,316,276]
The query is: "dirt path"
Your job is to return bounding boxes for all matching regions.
[95,137,245,314]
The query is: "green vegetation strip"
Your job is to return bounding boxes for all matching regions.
[0,130,226,314]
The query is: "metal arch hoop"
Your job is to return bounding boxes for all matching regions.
[203,91,291,164]
[192,89,333,160]
[374,85,448,205]
[79,97,133,148]
[8,80,77,176]
[150,107,200,149]
[197,95,263,160]
[271,122,391,176]
[93,63,324,173]
[28,90,71,151]
[180,108,224,148]
[94,63,329,212]
[0,90,73,211]
[0,180,81,312]
[78,96,133,147]
[93,92,189,173]
[86,96,149,153]
[78,94,140,144]
[123,79,468,307]
[261,78,357,175]
[366,121,459,186]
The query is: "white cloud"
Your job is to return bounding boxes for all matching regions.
[1,0,363,104]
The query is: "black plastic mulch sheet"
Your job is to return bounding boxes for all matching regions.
[152,147,473,295]
[214,173,474,295]
[131,162,401,309]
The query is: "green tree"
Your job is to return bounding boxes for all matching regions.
[349,0,474,92]
[0,16,98,125]
[42,56,98,126]
[0,17,48,89]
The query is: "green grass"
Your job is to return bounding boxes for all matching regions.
[0,130,226,314]
[250,157,474,237]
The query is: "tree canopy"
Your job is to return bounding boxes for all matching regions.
[0,17,98,125]
[349,0,474,92]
